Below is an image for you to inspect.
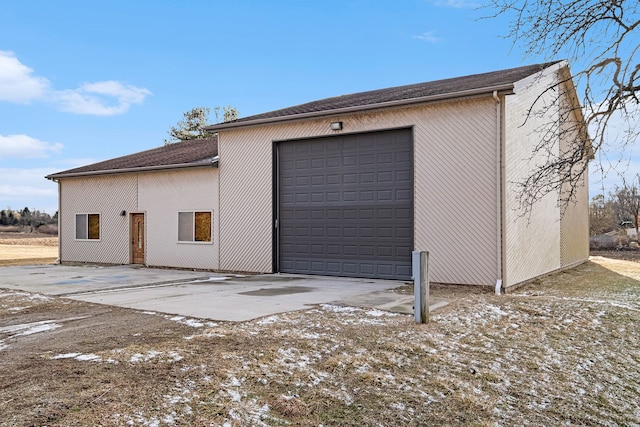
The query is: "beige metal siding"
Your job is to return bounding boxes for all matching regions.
[219,98,500,285]
[139,169,219,270]
[504,66,563,287]
[559,90,590,267]
[561,171,589,266]
[60,174,138,264]
[59,167,219,269]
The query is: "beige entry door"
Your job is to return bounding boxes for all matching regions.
[131,213,145,264]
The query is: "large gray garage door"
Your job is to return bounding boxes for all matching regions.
[277,128,413,280]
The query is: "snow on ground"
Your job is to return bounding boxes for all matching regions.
[0,320,62,336]
[2,260,640,425]
[142,311,218,328]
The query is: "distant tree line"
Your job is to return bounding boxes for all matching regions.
[591,177,640,236]
[0,207,58,230]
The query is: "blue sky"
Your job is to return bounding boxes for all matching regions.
[0,0,625,214]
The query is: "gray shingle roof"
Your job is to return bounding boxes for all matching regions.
[47,62,563,180]
[46,137,218,180]
[207,61,562,130]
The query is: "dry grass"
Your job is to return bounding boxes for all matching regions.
[0,234,58,266]
[0,256,639,425]
[0,234,58,246]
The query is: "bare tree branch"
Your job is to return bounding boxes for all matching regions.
[486,0,639,212]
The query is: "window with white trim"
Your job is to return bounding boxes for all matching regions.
[75,213,100,240]
[178,211,212,243]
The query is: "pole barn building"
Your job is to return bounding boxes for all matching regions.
[47,61,589,292]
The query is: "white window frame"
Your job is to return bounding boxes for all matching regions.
[75,212,101,241]
[177,210,213,244]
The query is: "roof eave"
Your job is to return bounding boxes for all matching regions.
[206,84,516,132]
[46,157,219,181]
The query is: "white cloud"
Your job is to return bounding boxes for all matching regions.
[0,50,50,103]
[52,81,152,116]
[413,30,442,43]
[0,134,63,159]
[0,51,151,115]
[431,0,479,8]
[0,167,58,213]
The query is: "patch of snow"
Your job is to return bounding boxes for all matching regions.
[8,306,29,311]
[20,322,61,336]
[257,315,280,325]
[167,351,183,362]
[390,402,405,411]
[366,309,398,317]
[297,355,310,368]
[300,332,321,339]
[356,363,371,374]
[356,317,386,325]
[76,353,102,362]
[321,304,357,313]
[26,293,51,301]
[52,352,82,359]
[0,291,51,301]
[182,319,204,328]
[130,350,161,363]
[227,389,242,402]
[167,315,206,328]
[0,320,61,337]
[309,371,328,386]
[165,395,188,405]
[52,352,104,362]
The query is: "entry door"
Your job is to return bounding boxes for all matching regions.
[131,213,145,264]
[277,128,413,280]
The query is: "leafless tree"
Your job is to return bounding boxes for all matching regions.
[589,194,617,235]
[164,105,238,144]
[612,175,640,235]
[487,0,639,211]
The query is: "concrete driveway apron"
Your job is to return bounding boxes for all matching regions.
[0,264,417,321]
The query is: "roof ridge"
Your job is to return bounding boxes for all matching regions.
[208,61,564,130]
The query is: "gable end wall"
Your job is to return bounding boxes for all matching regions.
[504,66,589,287]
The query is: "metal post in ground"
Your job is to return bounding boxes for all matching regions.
[412,250,429,324]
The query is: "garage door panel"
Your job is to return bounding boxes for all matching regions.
[278,128,413,280]
[279,256,411,280]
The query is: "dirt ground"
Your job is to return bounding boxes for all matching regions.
[1,238,639,425]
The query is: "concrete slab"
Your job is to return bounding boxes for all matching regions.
[0,264,448,321]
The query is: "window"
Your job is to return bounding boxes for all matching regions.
[178,211,212,243]
[75,213,100,240]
